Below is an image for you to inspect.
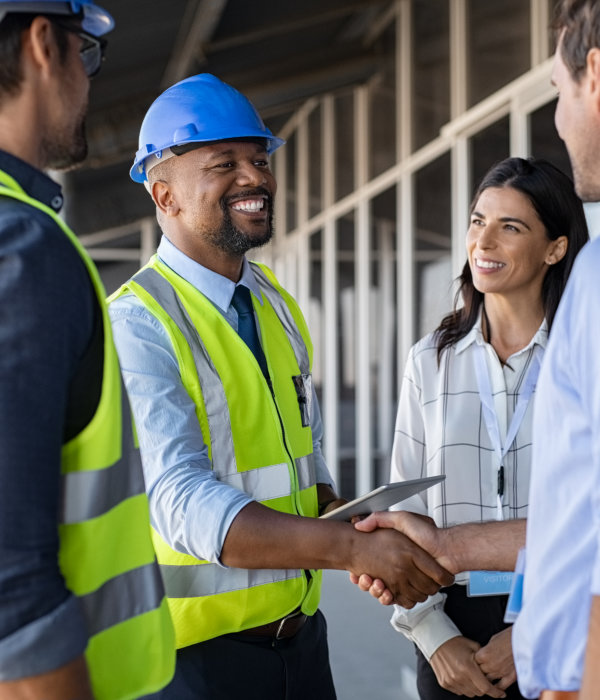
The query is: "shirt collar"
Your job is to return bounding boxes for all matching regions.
[454,307,548,356]
[157,235,264,312]
[0,150,64,212]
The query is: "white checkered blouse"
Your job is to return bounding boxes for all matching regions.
[390,313,547,659]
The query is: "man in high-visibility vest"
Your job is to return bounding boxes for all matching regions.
[110,73,453,699]
[0,2,175,698]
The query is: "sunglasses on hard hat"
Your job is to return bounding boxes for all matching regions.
[50,17,107,77]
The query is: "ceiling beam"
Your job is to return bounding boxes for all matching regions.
[204,0,386,54]
[162,0,229,88]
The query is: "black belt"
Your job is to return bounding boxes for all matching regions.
[238,610,308,640]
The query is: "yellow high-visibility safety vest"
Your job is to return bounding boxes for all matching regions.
[112,256,322,648]
[0,169,175,699]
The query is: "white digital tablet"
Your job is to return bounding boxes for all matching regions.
[319,475,445,521]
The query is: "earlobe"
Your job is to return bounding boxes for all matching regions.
[546,236,568,266]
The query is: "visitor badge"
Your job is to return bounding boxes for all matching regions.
[467,570,514,597]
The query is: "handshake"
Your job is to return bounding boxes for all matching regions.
[346,511,524,609]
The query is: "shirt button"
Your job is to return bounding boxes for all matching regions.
[51,195,63,210]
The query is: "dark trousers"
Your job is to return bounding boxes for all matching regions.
[143,609,337,700]
[415,584,532,700]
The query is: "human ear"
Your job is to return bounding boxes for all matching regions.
[586,47,600,111]
[151,181,180,217]
[546,235,568,266]
[25,16,59,79]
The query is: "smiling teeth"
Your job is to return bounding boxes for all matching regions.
[232,199,264,212]
[476,259,504,269]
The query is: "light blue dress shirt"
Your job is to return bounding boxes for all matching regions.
[109,236,333,566]
[513,237,600,697]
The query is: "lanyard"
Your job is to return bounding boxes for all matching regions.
[474,343,541,521]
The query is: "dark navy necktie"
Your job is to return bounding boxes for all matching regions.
[231,285,269,378]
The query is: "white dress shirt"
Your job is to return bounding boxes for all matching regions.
[513,238,600,697]
[390,313,547,659]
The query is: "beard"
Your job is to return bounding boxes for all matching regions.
[208,190,274,256]
[572,161,600,202]
[42,112,88,172]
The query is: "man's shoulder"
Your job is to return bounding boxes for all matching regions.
[574,237,600,273]
[561,238,600,305]
[0,197,92,295]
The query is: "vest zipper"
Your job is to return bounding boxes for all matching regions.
[263,372,304,516]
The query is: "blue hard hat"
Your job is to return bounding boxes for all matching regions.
[131,73,285,184]
[0,1,114,36]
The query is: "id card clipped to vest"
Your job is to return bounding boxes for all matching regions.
[292,373,313,427]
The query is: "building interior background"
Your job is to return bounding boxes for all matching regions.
[63,0,581,499]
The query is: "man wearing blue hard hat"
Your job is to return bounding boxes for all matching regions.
[0,2,175,698]
[110,73,453,699]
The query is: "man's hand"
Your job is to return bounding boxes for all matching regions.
[474,627,517,692]
[430,637,507,698]
[220,501,452,608]
[355,510,459,572]
[347,526,453,608]
[348,510,455,605]
[354,511,525,574]
[316,483,347,516]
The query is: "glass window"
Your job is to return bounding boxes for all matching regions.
[414,153,453,339]
[467,0,531,107]
[369,23,397,179]
[470,115,510,198]
[530,99,572,179]
[412,0,450,151]
[335,92,355,201]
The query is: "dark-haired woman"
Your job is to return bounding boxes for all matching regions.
[389,157,589,700]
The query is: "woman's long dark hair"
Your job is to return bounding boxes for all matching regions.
[435,157,589,360]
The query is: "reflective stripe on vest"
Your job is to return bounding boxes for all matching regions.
[132,267,236,475]
[0,174,175,698]
[252,264,310,375]
[160,563,301,599]
[61,386,146,524]
[81,562,165,636]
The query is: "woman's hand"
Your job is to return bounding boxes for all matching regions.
[474,627,517,691]
[429,636,506,698]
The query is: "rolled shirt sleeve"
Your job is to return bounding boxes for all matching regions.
[391,595,461,660]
